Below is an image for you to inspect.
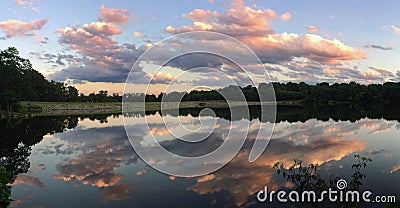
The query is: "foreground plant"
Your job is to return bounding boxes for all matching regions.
[273,155,372,207]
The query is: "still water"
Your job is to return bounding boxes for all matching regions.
[2,105,400,207]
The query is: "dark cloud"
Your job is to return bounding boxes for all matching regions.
[365,149,389,156]
[365,44,393,51]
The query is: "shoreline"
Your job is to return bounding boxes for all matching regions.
[3,100,303,117]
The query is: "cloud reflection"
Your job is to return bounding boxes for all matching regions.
[50,126,137,202]
[46,114,397,206]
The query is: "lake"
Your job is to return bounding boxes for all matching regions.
[2,105,400,207]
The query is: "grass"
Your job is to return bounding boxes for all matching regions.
[14,100,302,116]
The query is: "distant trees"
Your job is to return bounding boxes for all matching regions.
[81,90,121,103]
[124,81,400,104]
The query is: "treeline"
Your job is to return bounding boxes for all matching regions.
[125,81,400,104]
[125,84,273,102]
[0,47,122,112]
[274,81,400,104]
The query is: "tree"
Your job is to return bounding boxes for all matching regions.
[0,47,30,112]
[0,47,82,112]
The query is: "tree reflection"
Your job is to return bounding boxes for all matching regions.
[0,114,117,205]
[124,103,400,123]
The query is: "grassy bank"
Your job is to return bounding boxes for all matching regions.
[18,101,122,116]
[14,100,302,116]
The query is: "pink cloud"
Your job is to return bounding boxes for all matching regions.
[0,19,47,37]
[12,174,44,187]
[165,0,365,65]
[55,19,126,62]
[99,6,129,24]
[14,0,32,6]
[14,0,39,12]
[166,0,278,37]
[133,31,146,38]
[390,163,400,174]
[280,12,292,21]
[389,25,400,35]
[369,66,393,75]
[306,25,319,33]
[52,18,150,83]
[83,21,122,36]
[242,33,365,64]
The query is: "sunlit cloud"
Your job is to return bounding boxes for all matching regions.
[369,66,394,76]
[388,25,400,35]
[280,12,292,21]
[14,0,39,12]
[306,25,319,33]
[99,6,130,24]
[12,174,44,187]
[0,19,47,38]
[389,163,400,174]
[134,31,146,38]
[165,0,366,70]
[50,8,147,83]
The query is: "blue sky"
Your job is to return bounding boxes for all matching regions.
[0,0,399,94]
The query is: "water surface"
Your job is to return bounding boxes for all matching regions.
[2,105,400,207]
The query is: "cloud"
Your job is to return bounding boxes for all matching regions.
[266,58,389,84]
[243,33,366,64]
[82,21,122,36]
[280,12,292,21]
[166,0,278,37]
[133,31,146,38]
[37,36,49,44]
[0,19,47,38]
[165,0,365,65]
[389,163,400,174]
[369,66,394,76]
[51,0,370,85]
[99,6,129,24]
[12,174,44,187]
[306,25,318,33]
[82,173,124,187]
[50,6,172,84]
[51,126,138,202]
[389,25,400,35]
[364,44,393,50]
[365,149,389,156]
[51,18,148,82]
[14,0,39,12]
[101,184,131,202]
[14,0,32,6]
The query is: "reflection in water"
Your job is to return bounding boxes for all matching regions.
[2,107,400,207]
[51,126,138,202]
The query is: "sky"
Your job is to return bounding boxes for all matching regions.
[0,0,399,94]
